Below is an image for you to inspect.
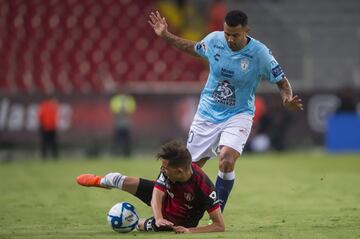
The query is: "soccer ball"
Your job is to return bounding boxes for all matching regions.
[107,202,139,233]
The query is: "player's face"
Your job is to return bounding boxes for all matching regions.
[160,159,181,182]
[223,22,248,51]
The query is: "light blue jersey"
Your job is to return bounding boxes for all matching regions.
[194,31,285,123]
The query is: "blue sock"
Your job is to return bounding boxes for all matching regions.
[215,171,235,212]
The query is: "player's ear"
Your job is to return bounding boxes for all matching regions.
[177,167,184,174]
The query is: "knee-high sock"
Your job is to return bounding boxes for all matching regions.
[215,171,235,212]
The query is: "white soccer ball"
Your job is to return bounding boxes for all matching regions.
[107,202,139,233]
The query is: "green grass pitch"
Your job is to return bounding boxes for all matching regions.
[0,152,359,239]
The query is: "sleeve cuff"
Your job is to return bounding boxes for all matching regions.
[207,204,220,213]
[154,184,165,192]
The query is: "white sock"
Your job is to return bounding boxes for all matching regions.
[100,172,126,189]
[217,171,235,180]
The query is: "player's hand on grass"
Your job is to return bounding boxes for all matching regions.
[155,218,174,228]
[148,11,168,37]
[283,95,303,110]
[173,226,190,233]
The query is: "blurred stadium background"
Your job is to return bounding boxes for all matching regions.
[0,0,359,159]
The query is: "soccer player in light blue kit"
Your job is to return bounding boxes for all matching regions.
[149,10,303,213]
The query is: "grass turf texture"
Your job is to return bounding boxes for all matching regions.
[0,153,359,239]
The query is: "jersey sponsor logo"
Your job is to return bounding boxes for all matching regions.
[213,44,224,50]
[241,53,253,59]
[212,80,235,106]
[240,58,250,71]
[221,68,234,78]
[272,65,284,78]
[166,189,174,198]
[184,192,194,202]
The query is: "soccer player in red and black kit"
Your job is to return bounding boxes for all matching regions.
[77,140,225,233]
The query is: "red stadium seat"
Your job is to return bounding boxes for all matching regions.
[0,0,205,93]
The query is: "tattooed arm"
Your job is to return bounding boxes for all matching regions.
[148,11,198,56]
[276,77,303,110]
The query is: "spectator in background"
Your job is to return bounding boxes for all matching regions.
[38,95,59,159]
[208,0,227,32]
[110,90,136,157]
[247,96,272,153]
[336,87,357,113]
[247,97,292,152]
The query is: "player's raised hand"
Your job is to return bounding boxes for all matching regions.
[148,11,168,37]
[283,95,304,110]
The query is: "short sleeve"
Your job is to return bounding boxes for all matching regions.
[194,32,217,60]
[259,47,285,84]
[154,172,166,192]
[205,190,220,212]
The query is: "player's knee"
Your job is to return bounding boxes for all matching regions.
[219,159,234,171]
[219,152,236,171]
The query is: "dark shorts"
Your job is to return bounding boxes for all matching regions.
[135,178,155,206]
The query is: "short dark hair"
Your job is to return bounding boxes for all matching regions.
[156,140,192,169]
[225,10,248,27]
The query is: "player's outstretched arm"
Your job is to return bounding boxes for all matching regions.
[151,187,174,228]
[173,207,225,233]
[276,77,304,110]
[148,11,198,57]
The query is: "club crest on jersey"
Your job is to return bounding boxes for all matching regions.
[240,58,249,71]
[184,192,194,202]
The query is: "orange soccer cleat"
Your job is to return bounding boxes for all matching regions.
[76,174,110,189]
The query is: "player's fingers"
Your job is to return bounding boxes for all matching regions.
[151,11,159,21]
[148,20,155,28]
[149,14,157,24]
[150,11,157,18]
[166,221,174,226]
[156,11,162,20]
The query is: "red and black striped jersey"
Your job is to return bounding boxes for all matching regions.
[154,163,220,228]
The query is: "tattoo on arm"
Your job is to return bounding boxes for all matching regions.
[276,77,293,101]
[162,32,197,56]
